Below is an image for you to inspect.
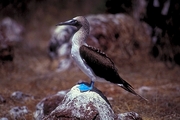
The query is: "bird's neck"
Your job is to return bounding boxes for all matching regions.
[72,28,88,47]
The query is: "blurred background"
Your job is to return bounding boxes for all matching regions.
[0,0,180,119]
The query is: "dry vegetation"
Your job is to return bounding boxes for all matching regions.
[0,1,180,119]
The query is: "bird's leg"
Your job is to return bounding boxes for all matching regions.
[78,80,94,92]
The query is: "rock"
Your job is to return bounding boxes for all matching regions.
[0,17,24,62]
[56,57,72,72]
[34,84,114,120]
[0,17,24,42]
[138,86,152,95]
[48,26,76,71]
[34,83,143,120]
[117,112,142,120]
[0,29,14,62]
[0,118,8,120]
[0,94,6,104]
[9,106,29,120]
[11,91,33,101]
[34,90,68,120]
[45,85,114,120]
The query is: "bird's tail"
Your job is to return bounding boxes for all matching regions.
[118,80,148,101]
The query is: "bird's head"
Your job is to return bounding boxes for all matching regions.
[56,16,89,33]
[56,16,90,45]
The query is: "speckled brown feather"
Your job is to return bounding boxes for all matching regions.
[80,45,131,86]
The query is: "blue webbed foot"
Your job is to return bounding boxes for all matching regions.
[78,81,94,92]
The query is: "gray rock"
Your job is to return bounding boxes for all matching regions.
[9,106,29,120]
[11,91,33,101]
[48,26,75,71]
[0,17,24,62]
[0,117,8,120]
[34,90,69,120]
[117,112,142,120]
[0,94,6,104]
[34,84,114,120]
[0,17,24,42]
[44,85,114,120]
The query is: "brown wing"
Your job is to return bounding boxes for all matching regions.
[79,45,122,84]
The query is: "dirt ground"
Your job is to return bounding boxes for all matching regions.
[0,1,180,120]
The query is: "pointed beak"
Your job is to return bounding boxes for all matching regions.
[56,19,77,26]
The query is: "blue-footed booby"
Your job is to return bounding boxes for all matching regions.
[56,16,147,100]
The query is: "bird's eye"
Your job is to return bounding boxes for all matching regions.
[73,20,78,24]
[70,19,81,27]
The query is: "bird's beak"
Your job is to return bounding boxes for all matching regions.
[56,19,76,26]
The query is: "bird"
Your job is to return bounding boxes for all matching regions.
[56,16,147,101]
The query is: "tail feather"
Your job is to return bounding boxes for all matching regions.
[118,80,148,101]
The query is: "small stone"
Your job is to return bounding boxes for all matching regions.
[138,86,152,94]
[9,106,29,120]
[0,117,8,120]
[11,91,33,101]
[0,95,6,104]
[117,112,142,120]
[1,17,24,42]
